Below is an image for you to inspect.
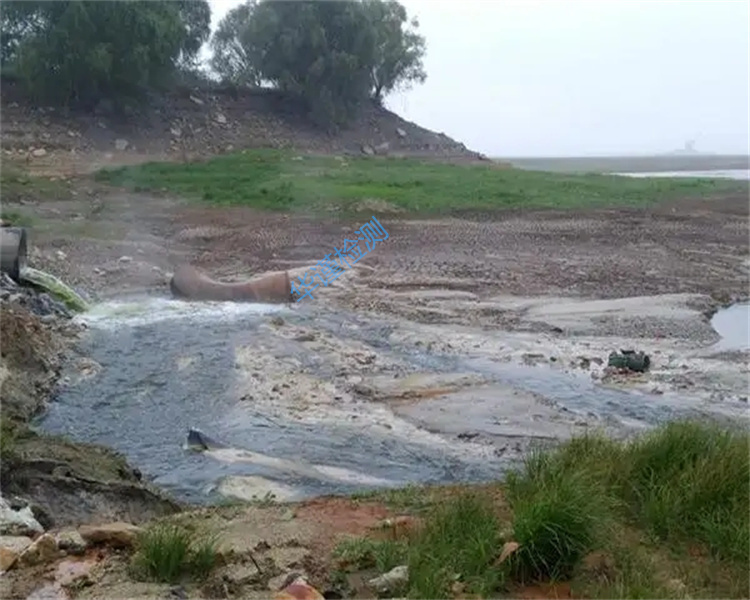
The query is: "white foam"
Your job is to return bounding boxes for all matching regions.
[77,297,286,330]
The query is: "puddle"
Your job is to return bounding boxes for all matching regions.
[710,303,750,351]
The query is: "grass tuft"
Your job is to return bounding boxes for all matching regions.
[506,452,615,581]
[406,493,504,598]
[131,522,218,584]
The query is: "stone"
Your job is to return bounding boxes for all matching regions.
[361,144,375,156]
[368,565,408,594]
[374,142,390,155]
[396,127,407,138]
[0,536,33,572]
[189,95,204,105]
[114,138,129,151]
[274,575,324,600]
[78,522,142,549]
[0,497,44,536]
[215,113,227,124]
[170,126,182,138]
[55,530,86,556]
[31,148,47,158]
[497,541,520,564]
[118,255,133,263]
[18,533,59,567]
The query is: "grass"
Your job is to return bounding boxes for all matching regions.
[0,162,70,203]
[93,149,748,215]
[130,522,218,584]
[333,420,749,599]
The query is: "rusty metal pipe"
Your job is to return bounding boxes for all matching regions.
[169,264,292,304]
[0,227,28,282]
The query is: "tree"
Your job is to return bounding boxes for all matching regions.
[211,0,378,129]
[0,0,210,107]
[210,0,262,87]
[210,0,426,128]
[363,0,426,103]
[176,0,212,69]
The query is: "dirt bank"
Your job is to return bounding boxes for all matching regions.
[1,79,488,180]
[0,298,181,529]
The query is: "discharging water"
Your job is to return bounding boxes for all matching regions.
[20,267,90,312]
[37,296,748,505]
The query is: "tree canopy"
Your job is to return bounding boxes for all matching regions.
[211,0,427,126]
[0,0,427,127]
[0,0,210,108]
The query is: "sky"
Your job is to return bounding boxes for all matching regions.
[206,0,750,157]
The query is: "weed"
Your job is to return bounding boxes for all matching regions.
[407,493,504,598]
[333,537,407,573]
[622,421,749,563]
[506,459,614,581]
[131,522,218,583]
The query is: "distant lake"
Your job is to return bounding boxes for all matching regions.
[613,169,749,181]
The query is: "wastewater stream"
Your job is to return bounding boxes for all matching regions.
[32,290,750,505]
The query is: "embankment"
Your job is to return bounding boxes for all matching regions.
[0,274,180,528]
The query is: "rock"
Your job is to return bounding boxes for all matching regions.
[665,578,687,596]
[361,144,375,156]
[396,127,407,138]
[371,515,420,539]
[368,565,408,594]
[0,497,44,536]
[497,541,520,564]
[0,536,33,572]
[55,250,67,261]
[31,148,47,158]
[118,255,133,264]
[189,95,204,105]
[374,142,390,155]
[55,530,86,556]
[215,113,227,125]
[170,126,182,138]
[78,522,142,549]
[18,533,59,567]
[274,575,325,600]
[114,138,129,151]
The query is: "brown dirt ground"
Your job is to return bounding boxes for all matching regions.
[11,178,749,314]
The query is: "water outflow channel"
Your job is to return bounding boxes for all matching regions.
[36,296,742,505]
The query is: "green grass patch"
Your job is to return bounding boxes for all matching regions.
[407,493,505,598]
[131,522,218,584]
[93,150,747,214]
[1,162,70,203]
[333,536,408,573]
[335,420,749,599]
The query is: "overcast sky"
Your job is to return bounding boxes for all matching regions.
[207,0,749,157]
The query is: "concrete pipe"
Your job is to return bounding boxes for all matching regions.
[169,264,292,304]
[0,227,28,283]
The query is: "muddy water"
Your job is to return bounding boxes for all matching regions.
[38,298,505,504]
[37,296,745,505]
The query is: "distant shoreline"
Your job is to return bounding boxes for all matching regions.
[498,154,749,174]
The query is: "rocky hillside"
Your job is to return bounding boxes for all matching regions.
[0,78,487,176]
